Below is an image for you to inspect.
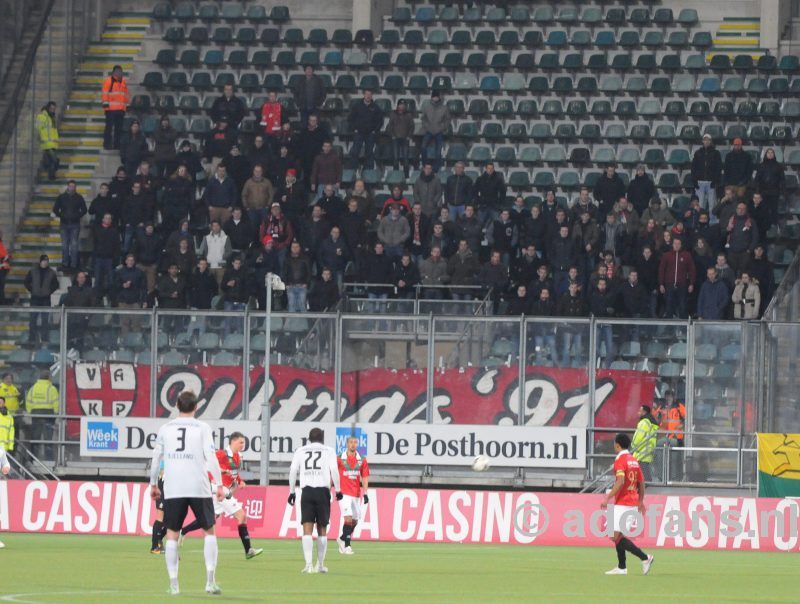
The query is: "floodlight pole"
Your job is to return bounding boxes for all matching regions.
[260,273,273,485]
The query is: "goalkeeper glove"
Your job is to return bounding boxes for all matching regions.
[287,493,296,506]
[363,493,369,504]
[335,492,343,501]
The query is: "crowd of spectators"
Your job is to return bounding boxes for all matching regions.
[36,71,785,323]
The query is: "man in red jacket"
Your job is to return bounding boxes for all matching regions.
[260,91,283,142]
[658,237,696,319]
[179,432,263,559]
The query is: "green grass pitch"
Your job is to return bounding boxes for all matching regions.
[0,534,795,603]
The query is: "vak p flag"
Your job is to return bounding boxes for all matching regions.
[758,433,800,497]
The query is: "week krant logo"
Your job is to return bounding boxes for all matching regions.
[85,421,119,451]
[336,427,368,456]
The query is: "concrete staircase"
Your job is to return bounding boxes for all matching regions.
[0,11,150,366]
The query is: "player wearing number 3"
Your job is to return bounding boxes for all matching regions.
[600,433,654,576]
[336,435,370,555]
[287,427,342,574]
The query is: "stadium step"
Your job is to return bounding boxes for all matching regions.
[1,9,149,343]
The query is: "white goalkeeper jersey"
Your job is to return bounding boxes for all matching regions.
[150,416,222,499]
[288,442,341,493]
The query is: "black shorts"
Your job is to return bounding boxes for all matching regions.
[301,487,331,526]
[163,497,216,533]
[156,478,165,511]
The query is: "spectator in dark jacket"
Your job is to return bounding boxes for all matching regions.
[712,186,737,230]
[133,223,162,295]
[691,134,723,213]
[317,226,349,287]
[548,225,578,294]
[627,165,656,216]
[445,162,473,219]
[151,116,178,177]
[88,183,117,226]
[348,90,384,170]
[248,236,281,309]
[522,204,548,252]
[176,139,204,183]
[589,278,617,366]
[311,141,343,199]
[393,253,420,299]
[163,237,196,277]
[723,138,754,199]
[119,120,148,176]
[53,180,87,271]
[64,270,96,308]
[209,84,246,130]
[92,213,120,301]
[477,251,509,311]
[635,246,659,317]
[658,238,696,319]
[361,242,395,301]
[511,244,543,289]
[755,148,785,228]
[297,115,328,188]
[593,163,626,220]
[160,165,195,234]
[457,205,483,255]
[300,205,331,260]
[188,257,218,310]
[24,255,58,343]
[750,243,774,306]
[406,203,432,264]
[317,185,346,227]
[221,144,251,193]
[202,164,238,225]
[557,281,588,364]
[221,255,248,331]
[340,198,367,259]
[697,267,729,320]
[506,285,530,315]
[108,166,130,205]
[223,206,256,254]
[387,100,414,173]
[156,262,187,333]
[203,119,236,161]
[486,210,518,266]
[112,254,146,335]
[749,192,773,238]
[282,241,312,312]
[620,270,649,318]
[472,163,506,224]
[725,202,758,274]
[413,163,444,217]
[447,240,480,299]
[292,65,327,126]
[308,267,340,311]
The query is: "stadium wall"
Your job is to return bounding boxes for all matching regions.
[2,481,798,552]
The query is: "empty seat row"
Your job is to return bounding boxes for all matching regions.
[153,2,290,24]
[392,5,700,29]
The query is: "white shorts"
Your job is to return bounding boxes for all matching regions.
[214,494,243,518]
[612,505,639,533]
[338,495,362,521]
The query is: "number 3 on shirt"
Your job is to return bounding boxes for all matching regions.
[176,427,186,452]
[304,450,321,470]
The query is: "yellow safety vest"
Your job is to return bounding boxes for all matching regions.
[632,417,658,463]
[0,413,14,451]
[36,110,59,150]
[25,379,59,414]
[0,382,21,414]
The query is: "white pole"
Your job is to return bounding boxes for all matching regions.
[260,273,272,485]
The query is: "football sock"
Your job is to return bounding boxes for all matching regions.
[301,535,313,565]
[204,535,218,584]
[181,519,202,535]
[620,537,647,561]
[152,520,164,549]
[165,539,179,585]
[341,523,353,547]
[317,536,328,566]
[615,541,626,569]
[238,524,252,553]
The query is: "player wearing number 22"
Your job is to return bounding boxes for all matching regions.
[287,427,342,574]
[601,433,655,576]
[336,435,370,555]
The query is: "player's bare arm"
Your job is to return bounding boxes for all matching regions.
[601,474,624,508]
[637,478,646,515]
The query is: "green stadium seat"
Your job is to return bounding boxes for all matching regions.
[644,147,666,165]
[414,6,435,24]
[531,123,553,141]
[228,49,248,68]
[769,78,790,94]
[155,48,176,67]
[737,101,757,119]
[163,26,185,44]
[406,75,428,92]
[758,55,777,72]
[630,8,651,27]
[644,31,665,48]
[563,53,584,71]
[556,6,578,24]
[679,125,702,144]
[214,72,235,89]
[202,49,223,68]
[222,3,244,22]
[178,94,199,113]
[543,146,567,163]
[379,29,400,45]
[626,76,648,94]
[567,100,588,118]
[638,99,661,117]
[594,31,615,48]
[533,5,554,24]
[749,125,769,143]
[538,53,559,70]
[689,101,711,118]
[547,30,568,48]
[323,51,343,69]
[198,3,219,22]
[519,146,541,164]
[559,171,581,189]
[129,94,151,112]
[270,5,290,23]
[480,76,501,93]
[533,171,555,189]
[760,101,781,119]
[620,31,640,48]
[570,30,591,48]
[668,30,689,48]
[678,8,699,26]
[239,72,261,92]
[445,143,468,163]
[779,55,800,73]
[475,30,496,48]
[618,148,641,166]
[581,6,602,25]
[154,94,175,113]
[630,124,651,141]
[555,123,576,141]
[463,6,482,23]
[553,76,573,94]
[454,73,478,91]
[246,5,267,23]
[782,100,800,119]
[580,123,601,142]
[188,27,209,45]
[605,8,625,25]
[523,31,543,47]
[307,28,328,46]
[658,173,681,190]
[486,6,506,23]
[714,100,735,120]
[699,77,721,94]
[466,53,487,69]
[664,101,686,120]
[636,54,657,71]
[590,100,612,119]
[508,171,531,189]
[259,28,279,45]
[653,8,674,26]
[517,100,538,118]
[496,146,516,164]
[468,145,492,164]
[611,54,632,70]
[510,6,530,25]
[439,6,459,23]
[456,121,479,139]
[541,100,563,118]
[211,26,233,45]
[166,71,188,89]
[710,55,731,71]
[499,30,520,48]
[490,53,511,70]
[263,73,284,91]
[692,32,713,49]
[404,29,424,47]
[418,52,438,69]
[668,148,691,167]
[587,54,608,70]
[283,28,304,45]
[143,71,164,90]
